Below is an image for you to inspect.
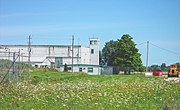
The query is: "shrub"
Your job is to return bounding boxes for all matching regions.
[64,63,68,72]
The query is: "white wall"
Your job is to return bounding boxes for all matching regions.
[1,45,82,64]
[62,58,81,65]
[89,38,99,65]
[0,38,99,68]
[81,46,90,64]
[57,65,101,75]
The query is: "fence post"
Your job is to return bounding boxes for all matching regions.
[13,52,15,82]
[8,52,10,83]
[17,50,20,82]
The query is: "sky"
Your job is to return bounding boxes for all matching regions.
[0,0,180,66]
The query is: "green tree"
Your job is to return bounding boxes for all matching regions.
[99,51,105,65]
[64,63,68,72]
[161,63,166,68]
[161,63,166,71]
[102,40,118,66]
[102,34,144,72]
[150,65,161,71]
[176,62,180,72]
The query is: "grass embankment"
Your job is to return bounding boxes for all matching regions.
[0,71,180,110]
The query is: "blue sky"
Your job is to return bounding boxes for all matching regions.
[0,0,180,66]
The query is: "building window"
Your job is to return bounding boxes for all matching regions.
[68,67,72,70]
[88,68,93,73]
[91,49,94,54]
[90,41,93,45]
[94,41,97,45]
[35,65,38,68]
[79,68,82,72]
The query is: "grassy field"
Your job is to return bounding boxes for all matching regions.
[0,71,180,110]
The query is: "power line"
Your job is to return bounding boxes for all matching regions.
[137,42,147,46]
[150,42,180,56]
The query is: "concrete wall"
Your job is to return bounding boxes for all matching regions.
[62,58,81,65]
[101,66,113,75]
[81,46,90,64]
[57,65,101,75]
[0,38,100,71]
[89,38,99,65]
[0,44,96,66]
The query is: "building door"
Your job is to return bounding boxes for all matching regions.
[55,57,62,68]
[79,67,82,72]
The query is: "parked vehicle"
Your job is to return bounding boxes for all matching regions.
[168,64,179,77]
[152,70,163,76]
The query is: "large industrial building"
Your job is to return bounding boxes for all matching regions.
[0,38,101,75]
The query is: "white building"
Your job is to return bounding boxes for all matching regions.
[0,38,101,75]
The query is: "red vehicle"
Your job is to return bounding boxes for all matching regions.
[152,70,163,76]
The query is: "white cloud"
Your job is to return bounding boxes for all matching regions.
[0,23,117,37]
[0,11,64,18]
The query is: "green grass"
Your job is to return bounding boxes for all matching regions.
[0,71,180,110]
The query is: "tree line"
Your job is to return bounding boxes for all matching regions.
[149,63,180,72]
[100,34,145,72]
[99,34,180,73]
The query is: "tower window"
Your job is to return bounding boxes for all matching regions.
[68,67,72,70]
[94,41,97,45]
[91,49,94,54]
[90,41,93,45]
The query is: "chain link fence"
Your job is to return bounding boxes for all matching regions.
[101,66,145,75]
[0,51,27,83]
[100,65,179,75]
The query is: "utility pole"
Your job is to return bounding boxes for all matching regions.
[28,35,31,78]
[8,48,10,82]
[146,41,149,72]
[72,35,74,73]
